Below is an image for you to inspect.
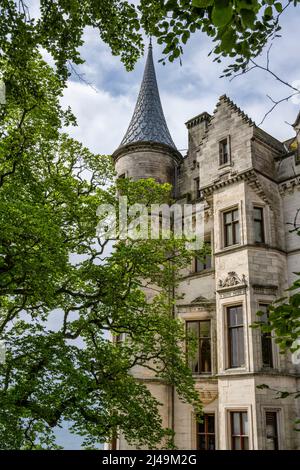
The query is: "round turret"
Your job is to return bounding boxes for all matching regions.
[112,43,182,185]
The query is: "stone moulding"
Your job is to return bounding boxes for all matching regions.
[112,140,183,163]
[252,284,278,295]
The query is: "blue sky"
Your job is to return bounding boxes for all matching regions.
[58,5,300,156]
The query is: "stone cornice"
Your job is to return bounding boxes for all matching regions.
[112,141,183,163]
[279,177,300,195]
[185,112,211,129]
[200,168,279,207]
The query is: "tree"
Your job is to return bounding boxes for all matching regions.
[0,52,204,449]
[1,1,298,76]
[2,1,299,120]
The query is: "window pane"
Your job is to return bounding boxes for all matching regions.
[195,257,204,272]
[243,437,249,450]
[200,321,210,338]
[259,304,269,323]
[242,412,248,435]
[225,224,232,246]
[266,412,278,450]
[259,305,273,368]
[200,338,211,372]
[254,207,262,220]
[208,436,215,450]
[207,415,215,433]
[198,435,206,450]
[205,254,212,269]
[187,322,199,373]
[262,334,273,367]
[231,412,249,450]
[229,327,245,367]
[237,328,245,366]
[225,212,232,224]
[198,419,205,433]
[232,437,241,450]
[233,221,240,244]
[233,209,239,221]
[187,322,199,337]
[197,415,215,451]
[254,220,264,242]
[232,413,240,435]
[228,306,243,327]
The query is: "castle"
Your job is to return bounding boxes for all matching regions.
[111,43,300,450]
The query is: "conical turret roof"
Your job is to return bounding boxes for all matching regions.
[120,43,176,150]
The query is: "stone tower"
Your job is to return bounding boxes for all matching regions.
[112,43,182,184]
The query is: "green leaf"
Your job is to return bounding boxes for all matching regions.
[264,5,273,17]
[212,2,233,27]
[274,3,283,13]
[240,9,256,28]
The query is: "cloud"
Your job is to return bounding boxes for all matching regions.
[61,80,136,155]
[60,5,300,154]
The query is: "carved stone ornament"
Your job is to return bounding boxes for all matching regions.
[218,272,247,288]
[199,390,218,405]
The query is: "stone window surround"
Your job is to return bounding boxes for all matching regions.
[182,311,216,376]
[191,408,219,450]
[252,202,268,246]
[219,299,249,373]
[224,405,253,450]
[186,319,212,375]
[195,411,216,450]
[217,201,244,252]
[260,406,283,450]
[218,135,232,168]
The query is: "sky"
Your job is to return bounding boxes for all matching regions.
[58,6,300,156]
[22,0,300,449]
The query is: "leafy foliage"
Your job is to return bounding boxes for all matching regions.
[0,0,298,88]
[0,51,203,448]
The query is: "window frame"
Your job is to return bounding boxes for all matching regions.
[253,206,265,244]
[230,411,249,450]
[194,241,212,272]
[219,137,231,166]
[223,208,240,247]
[258,303,274,369]
[265,411,279,450]
[227,305,245,369]
[186,320,212,375]
[196,413,216,450]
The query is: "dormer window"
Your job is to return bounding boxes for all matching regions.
[219,137,230,166]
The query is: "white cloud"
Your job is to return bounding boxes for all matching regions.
[61,81,135,154]
[59,5,300,154]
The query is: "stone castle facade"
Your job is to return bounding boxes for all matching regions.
[112,44,300,450]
